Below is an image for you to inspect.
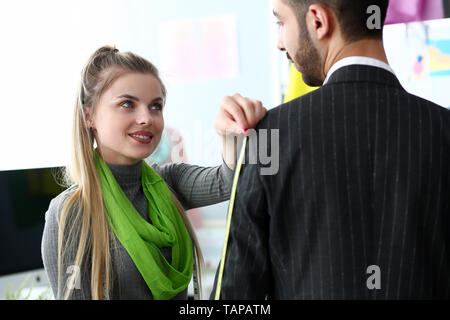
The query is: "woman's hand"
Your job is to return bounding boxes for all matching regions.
[215,93,268,170]
[215,93,267,136]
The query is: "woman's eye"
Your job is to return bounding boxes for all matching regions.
[120,101,133,109]
[151,103,163,111]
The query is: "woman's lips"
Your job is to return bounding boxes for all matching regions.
[129,133,153,144]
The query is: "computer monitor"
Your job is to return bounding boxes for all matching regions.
[0,166,66,299]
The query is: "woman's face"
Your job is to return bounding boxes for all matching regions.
[89,72,165,165]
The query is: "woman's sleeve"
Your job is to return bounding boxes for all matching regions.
[41,198,61,299]
[41,191,88,300]
[150,158,234,210]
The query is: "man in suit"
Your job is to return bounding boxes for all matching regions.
[212,0,450,299]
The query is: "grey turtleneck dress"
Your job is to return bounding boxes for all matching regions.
[41,160,234,300]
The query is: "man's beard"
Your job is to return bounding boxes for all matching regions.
[293,26,324,87]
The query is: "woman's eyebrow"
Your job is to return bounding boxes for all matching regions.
[115,94,140,101]
[115,94,164,103]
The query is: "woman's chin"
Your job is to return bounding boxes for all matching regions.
[132,148,153,161]
[128,152,151,162]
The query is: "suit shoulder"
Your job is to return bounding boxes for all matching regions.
[256,90,320,130]
[406,93,450,128]
[408,92,450,113]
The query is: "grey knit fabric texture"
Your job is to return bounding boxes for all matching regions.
[41,160,233,299]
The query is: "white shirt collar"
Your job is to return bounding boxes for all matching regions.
[323,56,395,85]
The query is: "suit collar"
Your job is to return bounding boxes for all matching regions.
[323,56,395,84]
[324,64,403,88]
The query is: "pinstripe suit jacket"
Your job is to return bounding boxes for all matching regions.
[213,64,450,299]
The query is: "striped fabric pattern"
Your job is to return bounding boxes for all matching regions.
[216,65,450,299]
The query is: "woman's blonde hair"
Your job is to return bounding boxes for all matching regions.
[58,45,203,300]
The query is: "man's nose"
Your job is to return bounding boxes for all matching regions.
[277,36,285,52]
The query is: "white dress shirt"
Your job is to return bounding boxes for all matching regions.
[323,56,396,85]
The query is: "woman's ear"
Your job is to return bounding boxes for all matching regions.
[83,106,94,128]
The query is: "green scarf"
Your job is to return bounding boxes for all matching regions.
[93,150,193,300]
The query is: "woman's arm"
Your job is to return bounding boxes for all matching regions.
[41,189,90,300]
[151,94,267,210]
[151,160,234,210]
[41,198,62,299]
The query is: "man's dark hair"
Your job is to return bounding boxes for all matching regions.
[287,0,389,42]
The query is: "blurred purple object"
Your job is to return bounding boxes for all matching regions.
[385,0,444,24]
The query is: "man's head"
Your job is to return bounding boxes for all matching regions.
[273,0,389,86]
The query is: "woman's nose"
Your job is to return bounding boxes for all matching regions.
[136,106,153,126]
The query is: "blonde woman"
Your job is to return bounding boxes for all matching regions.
[41,46,267,300]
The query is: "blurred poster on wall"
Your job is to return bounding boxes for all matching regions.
[384,18,450,109]
[427,39,450,77]
[385,0,444,25]
[158,14,240,83]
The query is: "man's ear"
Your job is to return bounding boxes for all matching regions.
[306,4,333,41]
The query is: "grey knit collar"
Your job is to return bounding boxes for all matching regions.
[106,160,143,188]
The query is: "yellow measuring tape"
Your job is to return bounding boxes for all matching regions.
[214,135,248,300]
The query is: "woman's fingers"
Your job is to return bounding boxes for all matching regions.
[232,93,267,130]
[221,109,244,135]
[215,93,268,137]
[220,95,250,133]
[232,94,256,128]
[215,97,246,135]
